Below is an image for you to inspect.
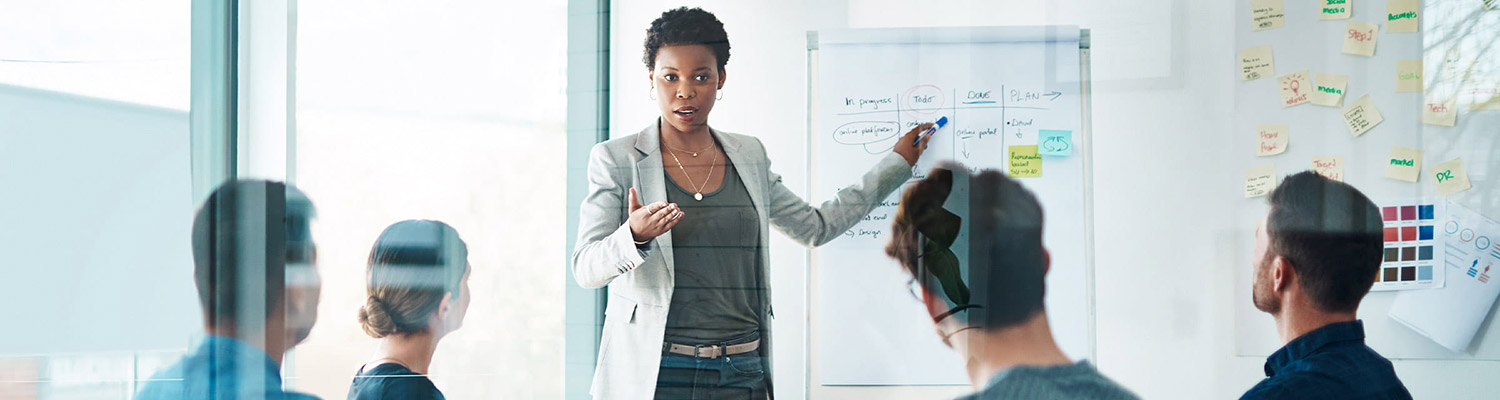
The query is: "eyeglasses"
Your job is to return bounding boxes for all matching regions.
[908,275,981,324]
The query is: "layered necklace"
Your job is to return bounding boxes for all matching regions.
[663,138,718,201]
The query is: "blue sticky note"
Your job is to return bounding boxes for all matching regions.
[1038,130,1073,156]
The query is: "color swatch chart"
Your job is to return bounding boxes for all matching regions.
[1374,200,1446,291]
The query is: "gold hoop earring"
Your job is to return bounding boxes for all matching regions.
[649,87,657,100]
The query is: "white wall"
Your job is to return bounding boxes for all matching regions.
[0,84,198,355]
[610,1,1500,398]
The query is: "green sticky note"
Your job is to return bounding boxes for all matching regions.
[1009,145,1042,177]
[1039,130,1073,156]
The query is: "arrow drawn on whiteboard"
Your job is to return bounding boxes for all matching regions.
[1041,136,1071,153]
[962,142,970,158]
[1044,91,1062,101]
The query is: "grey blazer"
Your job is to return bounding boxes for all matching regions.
[571,121,912,399]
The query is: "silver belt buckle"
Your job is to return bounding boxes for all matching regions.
[695,344,717,359]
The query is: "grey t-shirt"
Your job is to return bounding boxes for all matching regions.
[663,160,765,344]
[957,361,1139,400]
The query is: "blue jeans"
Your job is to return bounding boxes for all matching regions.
[654,347,767,399]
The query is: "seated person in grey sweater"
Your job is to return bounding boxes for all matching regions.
[885,163,1138,400]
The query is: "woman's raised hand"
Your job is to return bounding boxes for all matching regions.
[627,188,683,243]
[893,123,935,167]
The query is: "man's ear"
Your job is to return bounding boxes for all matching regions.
[1272,256,1295,293]
[1042,248,1052,276]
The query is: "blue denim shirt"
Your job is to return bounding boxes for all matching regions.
[135,335,321,400]
[1241,320,1411,400]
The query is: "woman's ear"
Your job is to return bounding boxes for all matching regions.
[717,68,728,90]
[647,70,655,88]
[435,292,454,322]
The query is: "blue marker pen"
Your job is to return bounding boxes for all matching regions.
[914,116,948,146]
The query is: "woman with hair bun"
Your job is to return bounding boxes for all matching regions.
[348,220,471,400]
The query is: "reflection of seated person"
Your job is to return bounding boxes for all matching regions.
[135,180,322,400]
[348,220,473,400]
[885,163,1137,400]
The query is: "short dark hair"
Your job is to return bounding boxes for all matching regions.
[643,7,731,71]
[1265,171,1383,313]
[191,180,316,326]
[886,163,1047,330]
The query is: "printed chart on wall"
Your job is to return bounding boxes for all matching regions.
[809,26,1091,385]
[1390,201,1500,353]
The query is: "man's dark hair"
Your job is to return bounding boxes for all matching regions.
[643,7,731,71]
[886,164,1047,330]
[191,180,316,327]
[1265,171,1384,313]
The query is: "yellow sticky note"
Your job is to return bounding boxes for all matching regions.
[1252,0,1286,31]
[1342,95,1384,136]
[1343,22,1379,56]
[1423,100,1457,126]
[1008,145,1041,178]
[1321,0,1352,19]
[1240,46,1275,81]
[1313,155,1345,182]
[1311,73,1349,107]
[1396,59,1423,92]
[1386,0,1420,33]
[1278,71,1311,108]
[1245,165,1276,198]
[1385,146,1423,182]
[1431,158,1472,196]
[1474,96,1500,111]
[1256,124,1289,156]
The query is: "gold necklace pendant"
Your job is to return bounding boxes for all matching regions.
[665,142,717,202]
